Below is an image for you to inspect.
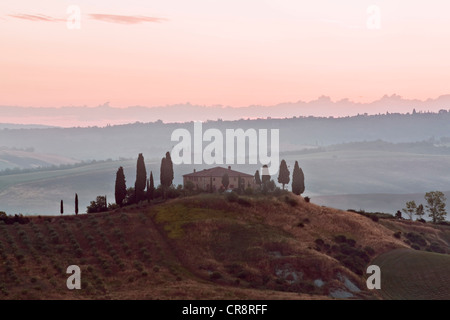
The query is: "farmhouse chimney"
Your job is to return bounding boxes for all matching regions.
[193,169,196,173]
[228,166,231,170]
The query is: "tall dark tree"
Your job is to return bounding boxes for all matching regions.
[292,161,305,195]
[160,152,174,198]
[277,159,290,190]
[60,200,64,215]
[149,171,155,200]
[115,166,127,207]
[165,152,174,187]
[135,153,147,203]
[254,170,261,188]
[222,173,229,190]
[75,193,79,215]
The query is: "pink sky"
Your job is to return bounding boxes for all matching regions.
[1,0,450,113]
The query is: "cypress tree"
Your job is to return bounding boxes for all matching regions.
[165,152,174,187]
[292,161,305,195]
[149,171,155,200]
[254,170,261,188]
[75,193,79,215]
[277,159,290,190]
[115,166,127,207]
[222,173,229,190]
[60,200,64,215]
[161,152,174,191]
[135,153,147,203]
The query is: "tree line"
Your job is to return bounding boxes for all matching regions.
[401,191,447,224]
[108,152,174,211]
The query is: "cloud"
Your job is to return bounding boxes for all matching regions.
[8,14,63,22]
[89,14,167,24]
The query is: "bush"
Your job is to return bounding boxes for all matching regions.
[167,186,182,199]
[371,215,379,222]
[226,192,239,203]
[393,231,402,239]
[364,246,376,256]
[244,187,254,195]
[334,235,347,243]
[86,196,108,213]
[314,238,325,246]
[108,203,120,211]
[411,244,421,250]
[209,271,222,280]
[237,197,251,207]
[405,232,427,247]
[428,242,446,254]
[346,238,356,247]
[273,188,288,197]
[304,196,311,203]
[284,196,298,207]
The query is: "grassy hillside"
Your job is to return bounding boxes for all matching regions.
[373,249,450,299]
[0,193,448,300]
[0,148,78,171]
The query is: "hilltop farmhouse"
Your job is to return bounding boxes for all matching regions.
[183,166,255,192]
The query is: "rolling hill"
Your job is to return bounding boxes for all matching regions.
[0,148,78,171]
[0,193,448,300]
[373,249,450,299]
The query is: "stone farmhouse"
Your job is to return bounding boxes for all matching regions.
[183,166,255,192]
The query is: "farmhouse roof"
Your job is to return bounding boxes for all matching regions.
[183,166,253,178]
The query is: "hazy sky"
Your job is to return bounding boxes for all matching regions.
[2,0,450,111]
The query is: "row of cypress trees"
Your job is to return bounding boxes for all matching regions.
[253,160,305,195]
[115,152,174,207]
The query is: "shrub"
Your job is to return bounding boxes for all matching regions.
[405,232,427,247]
[346,238,356,247]
[411,244,420,250]
[284,196,298,207]
[108,203,120,211]
[364,246,376,256]
[331,245,339,252]
[334,235,347,243]
[314,238,325,246]
[428,242,446,254]
[393,231,401,239]
[304,196,310,203]
[226,192,239,203]
[237,197,251,207]
[210,271,222,280]
[371,215,379,222]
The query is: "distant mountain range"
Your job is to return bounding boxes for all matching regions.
[1,94,450,127]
